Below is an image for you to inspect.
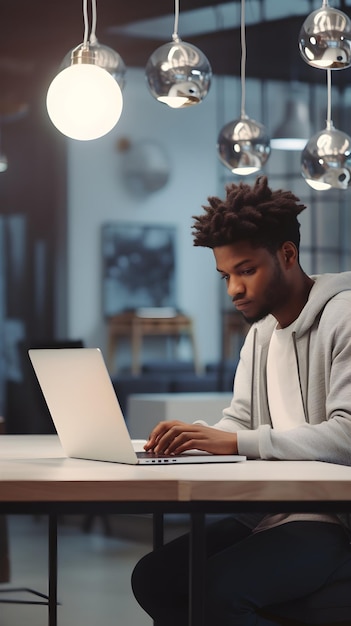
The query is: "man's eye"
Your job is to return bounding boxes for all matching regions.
[220,274,229,281]
[241,268,255,276]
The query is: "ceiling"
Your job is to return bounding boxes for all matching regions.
[1,0,351,116]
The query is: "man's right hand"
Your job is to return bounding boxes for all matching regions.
[144,420,238,456]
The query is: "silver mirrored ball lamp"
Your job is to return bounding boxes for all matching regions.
[301,122,351,190]
[217,115,271,176]
[61,39,126,89]
[299,2,351,69]
[145,38,212,108]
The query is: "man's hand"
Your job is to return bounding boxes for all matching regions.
[144,420,238,456]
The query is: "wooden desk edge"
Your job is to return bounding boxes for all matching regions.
[186,480,351,502]
[0,480,183,503]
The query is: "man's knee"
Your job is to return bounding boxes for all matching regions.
[131,551,157,606]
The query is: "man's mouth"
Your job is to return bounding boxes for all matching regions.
[233,300,252,311]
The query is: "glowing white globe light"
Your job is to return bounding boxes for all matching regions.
[46,63,123,141]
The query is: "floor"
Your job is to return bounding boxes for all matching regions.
[0,514,157,626]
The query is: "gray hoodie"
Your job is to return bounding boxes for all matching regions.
[211,271,351,465]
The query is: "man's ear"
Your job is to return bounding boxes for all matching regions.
[280,241,298,268]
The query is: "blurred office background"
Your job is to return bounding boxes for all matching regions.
[1,1,351,623]
[1,0,351,430]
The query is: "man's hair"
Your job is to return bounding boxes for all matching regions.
[192,176,306,254]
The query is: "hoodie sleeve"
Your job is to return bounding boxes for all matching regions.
[202,289,351,464]
[255,295,351,465]
[240,294,351,464]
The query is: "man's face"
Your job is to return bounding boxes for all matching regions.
[213,241,291,324]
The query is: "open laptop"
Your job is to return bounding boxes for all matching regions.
[28,348,246,465]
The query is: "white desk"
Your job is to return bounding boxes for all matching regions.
[3,435,351,503]
[2,435,351,626]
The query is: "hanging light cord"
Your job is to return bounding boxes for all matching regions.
[240,0,247,118]
[83,0,89,46]
[172,0,180,42]
[82,0,98,47]
[326,68,332,129]
[90,0,97,44]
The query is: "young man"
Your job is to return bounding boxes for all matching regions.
[131,176,351,625]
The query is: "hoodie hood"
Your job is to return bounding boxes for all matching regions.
[293,271,351,337]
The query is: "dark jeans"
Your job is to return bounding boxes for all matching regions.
[131,516,351,626]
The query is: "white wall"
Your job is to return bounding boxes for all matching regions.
[67,68,223,367]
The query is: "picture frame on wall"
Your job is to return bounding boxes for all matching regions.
[101,222,177,316]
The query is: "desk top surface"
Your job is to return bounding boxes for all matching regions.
[1,435,351,504]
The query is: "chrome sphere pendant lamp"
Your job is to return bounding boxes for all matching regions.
[61,40,126,91]
[299,0,351,70]
[301,69,351,190]
[145,0,212,108]
[46,0,123,141]
[217,0,270,175]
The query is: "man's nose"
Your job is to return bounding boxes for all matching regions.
[227,276,245,298]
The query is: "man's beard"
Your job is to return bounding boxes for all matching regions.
[241,305,272,325]
[238,258,289,325]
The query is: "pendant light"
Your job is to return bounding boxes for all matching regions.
[217,0,270,175]
[271,84,312,151]
[145,0,212,109]
[46,0,123,141]
[299,0,351,70]
[301,70,351,190]
[61,40,126,91]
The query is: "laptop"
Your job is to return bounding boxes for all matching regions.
[28,348,246,465]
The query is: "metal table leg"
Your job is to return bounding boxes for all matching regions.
[152,512,206,626]
[48,514,58,626]
[189,512,206,626]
